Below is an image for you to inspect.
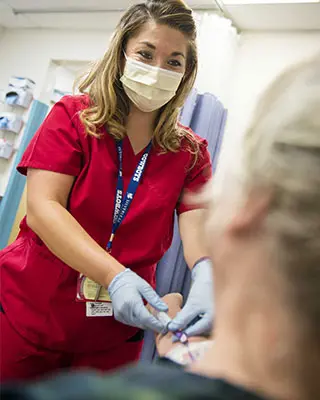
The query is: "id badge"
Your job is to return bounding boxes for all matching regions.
[86,302,113,317]
[77,274,111,303]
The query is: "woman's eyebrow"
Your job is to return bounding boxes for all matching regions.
[139,41,156,49]
[171,51,185,59]
[138,41,185,58]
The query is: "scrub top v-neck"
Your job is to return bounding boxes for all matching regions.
[0,95,212,353]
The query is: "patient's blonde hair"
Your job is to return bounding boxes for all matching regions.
[242,55,320,397]
[201,55,320,397]
[76,0,199,154]
[244,55,320,321]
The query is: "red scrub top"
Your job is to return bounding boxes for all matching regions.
[0,95,212,353]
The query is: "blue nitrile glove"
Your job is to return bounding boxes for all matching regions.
[168,258,214,337]
[108,268,168,333]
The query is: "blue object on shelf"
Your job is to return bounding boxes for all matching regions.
[5,88,33,109]
[0,113,23,134]
[0,116,10,129]
[0,100,48,249]
[5,92,19,105]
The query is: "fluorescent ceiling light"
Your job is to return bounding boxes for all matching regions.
[221,0,319,4]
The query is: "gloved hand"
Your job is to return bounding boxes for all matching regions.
[168,258,214,337]
[108,268,168,333]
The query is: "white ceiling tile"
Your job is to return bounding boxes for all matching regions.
[25,11,123,30]
[1,0,320,31]
[6,0,217,12]
[225,3,320,30]
[6,0,138,11]
[0,1,38,28]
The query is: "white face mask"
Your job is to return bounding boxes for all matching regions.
[120,55,184,113]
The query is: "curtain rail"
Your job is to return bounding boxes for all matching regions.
[213,0,241,32]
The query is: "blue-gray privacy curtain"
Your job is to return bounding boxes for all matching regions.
[141,89,227,362]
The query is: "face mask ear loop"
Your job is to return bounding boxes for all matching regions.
[120,51,128,79]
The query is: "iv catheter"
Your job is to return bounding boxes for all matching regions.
[156,311,196,362]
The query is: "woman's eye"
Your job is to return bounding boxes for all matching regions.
[138,51,153,60]
[168,59,182,67]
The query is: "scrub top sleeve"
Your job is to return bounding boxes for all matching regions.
[17,96,82,177]
[176,140,212,215]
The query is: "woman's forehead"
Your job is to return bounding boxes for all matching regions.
[128,21,188,56]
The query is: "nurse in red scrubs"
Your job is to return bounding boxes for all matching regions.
[0,0,213,381]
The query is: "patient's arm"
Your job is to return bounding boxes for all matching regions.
[148,293,209,357]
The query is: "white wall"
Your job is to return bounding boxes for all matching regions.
[1,26,320,186]
[1,27,320,132]
[0,18,236,103]
[0,26,5,44]
[219,31,320,173]
[0,28,113,195]
[0,29,113,99]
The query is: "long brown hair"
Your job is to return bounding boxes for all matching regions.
[76,0,199,154]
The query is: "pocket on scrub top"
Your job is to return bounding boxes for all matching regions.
[2,236,65,314]
[25,237,65,304]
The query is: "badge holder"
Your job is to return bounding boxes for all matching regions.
[76,274,111,303]
[77,275,113,317]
